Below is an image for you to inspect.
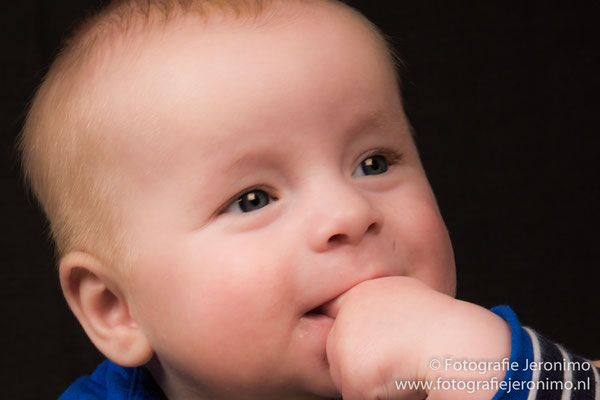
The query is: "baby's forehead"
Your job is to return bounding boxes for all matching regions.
[74,0,389,85]
[77,2,396,139]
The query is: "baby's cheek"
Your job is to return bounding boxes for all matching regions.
[125,246,285,377]
[140,282,293,390]
[387,192,456,296]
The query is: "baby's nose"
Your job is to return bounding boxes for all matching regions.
[307,183,384,252]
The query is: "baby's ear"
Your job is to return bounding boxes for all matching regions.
[59,251,153,367]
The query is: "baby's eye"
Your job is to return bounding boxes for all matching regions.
[224,189,274,213]
[353,155,389,177]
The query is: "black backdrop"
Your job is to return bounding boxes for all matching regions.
[2,2,598,399]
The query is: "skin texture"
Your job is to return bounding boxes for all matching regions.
[58,2,511,399]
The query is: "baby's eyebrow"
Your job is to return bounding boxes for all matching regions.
[210,138,290,178]
[347,111,390,133]
[343,109,407,141]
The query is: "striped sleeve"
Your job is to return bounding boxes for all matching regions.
[491,306,600,400]
[522,328,599,400]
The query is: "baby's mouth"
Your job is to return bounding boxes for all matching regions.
[305,295,343,319]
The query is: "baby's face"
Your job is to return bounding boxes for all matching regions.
[98,4,456,399]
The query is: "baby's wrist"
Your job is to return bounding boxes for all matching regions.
[422,301,512,400]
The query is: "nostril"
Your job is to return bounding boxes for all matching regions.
[327,223,379,244]
[366,222,378,233]
[328,233,347,243]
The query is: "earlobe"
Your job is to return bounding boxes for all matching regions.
[59,251,153,367]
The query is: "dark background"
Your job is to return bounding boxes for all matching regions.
[2,2,598,399]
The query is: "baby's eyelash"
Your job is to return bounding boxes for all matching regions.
[351,148,404,178]
[359,148,403,166]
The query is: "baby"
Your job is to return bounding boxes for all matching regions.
[19,0,599,399]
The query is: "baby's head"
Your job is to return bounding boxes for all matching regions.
[21,0,456,398]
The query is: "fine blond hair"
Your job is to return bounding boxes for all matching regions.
[19,0,398,266]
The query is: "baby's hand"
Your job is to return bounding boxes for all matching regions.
[326,277,511,400]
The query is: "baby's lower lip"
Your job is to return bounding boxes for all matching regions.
[299,311,335,334]
[296,312,335,369]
